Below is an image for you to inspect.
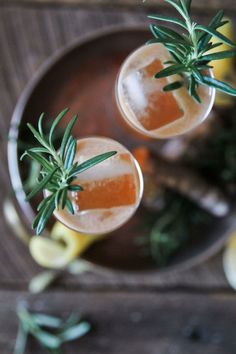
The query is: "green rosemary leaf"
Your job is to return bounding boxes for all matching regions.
[189,76,201,103]
[13,324,28,354]
[38,113,45,137]
[25,167,58,201]
[33,314,63,329]
[165,0,188,19]
[148,14,187,29]
[24,151,53,172]
[64,137,76,169]
[166,49,183,63]
[199,75,236,96]
[184,0,192,12]
[60,114,77,160]
[26,147,50,154]
[32,198,52,230]
[201,42,223,54]
[27,123,50,149]
[155,64,187,78]
[196,25,235,48]
[201,49,236,62]
[198,10,225,50]
[37,195,52,212]
[36,198,55,235]
[66,198,74,215]
[153,25,186,42]
[163,81,183,91]
[55,189,62,210]
[61,189,68,209]
[60,322,91,343]
[34,329,61,349]
[70,151,117,178]
[191,67,204,82]
[49,108,69,146]
[147,36,187,48]
[68,185,83,192]
[180,0,190,15]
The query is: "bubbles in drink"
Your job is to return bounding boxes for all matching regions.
[53,137,143,235]
[116,43,215,138]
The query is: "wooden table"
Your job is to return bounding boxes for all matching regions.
[0,2,236,353]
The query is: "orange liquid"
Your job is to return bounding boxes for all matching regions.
[74,174,136,211]
[138,59,183,130]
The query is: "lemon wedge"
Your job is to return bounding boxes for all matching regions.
[223,231,236,290]
[29,222,106,269]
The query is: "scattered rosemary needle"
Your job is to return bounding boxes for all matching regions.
[148,0,236,102]
[21,108,117,235]
[14,307,91,354]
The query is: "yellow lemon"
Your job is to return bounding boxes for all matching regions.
[208,18,235,107]
[209,18,234,81]
[223,231,236,290]
[29,222,106,269]
[29,237,67,269]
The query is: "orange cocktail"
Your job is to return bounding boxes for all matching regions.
[116,43,215,138]
[52,137,143,235]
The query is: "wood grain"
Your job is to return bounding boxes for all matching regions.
[1,290,236,354]
[1,0,236,13]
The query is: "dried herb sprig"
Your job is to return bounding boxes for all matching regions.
[148,0,236,102]
[21,108,117,235]
[14,307,91,354]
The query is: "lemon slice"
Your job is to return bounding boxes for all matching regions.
[29,222,106,269]
[223,231,236,290]
[29,237,67,269]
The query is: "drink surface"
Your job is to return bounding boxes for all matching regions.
[53,137,143,235]
[116,43,215,138]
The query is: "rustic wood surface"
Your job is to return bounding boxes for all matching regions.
[1,0,236,13]
[0,3,236,354]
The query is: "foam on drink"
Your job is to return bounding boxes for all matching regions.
[116,43,215,138]
[53,137,143,235]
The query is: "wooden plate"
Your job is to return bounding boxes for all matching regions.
[8,26,236,274]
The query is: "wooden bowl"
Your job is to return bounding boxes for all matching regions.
[8,26,236,274]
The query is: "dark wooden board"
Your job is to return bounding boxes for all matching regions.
[1,0,236,13]
[1,290,236,354]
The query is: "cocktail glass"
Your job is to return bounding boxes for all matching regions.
[116,43,215,139]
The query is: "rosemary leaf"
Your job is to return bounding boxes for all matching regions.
[196,25,235,48]
[49,108,69,146]
[199,76,236,96]
[70,151,117,177]
[165,0,188,20]
[60,114,77,160]
[38,113,45,138]
[201,49,236,62]
[155,64,187,78]
[59,322,91,343]
[66,198,74,215]
[163,81,183,91]
[148,14,187,29]
[25,167,58,201]
[64,137,76,169]
[36,199,56,235]
[13,324,28,354]
[68,185,83,192]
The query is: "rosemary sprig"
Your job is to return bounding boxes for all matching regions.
[148,0,236,102]
[14,307,91,354]
[21,108,117,235]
